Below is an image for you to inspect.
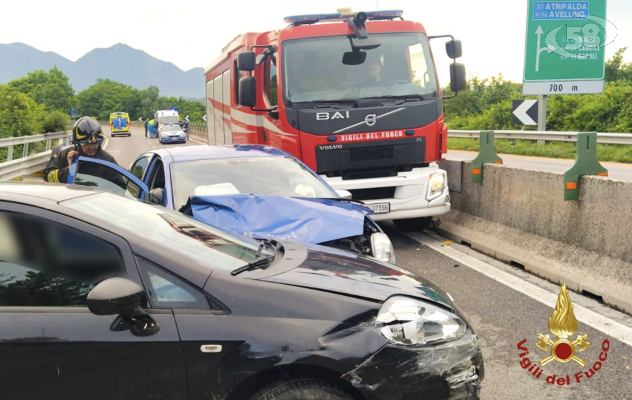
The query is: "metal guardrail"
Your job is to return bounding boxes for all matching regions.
[0,131,70,181]
[449,130,632,145]
[189,122,207,130]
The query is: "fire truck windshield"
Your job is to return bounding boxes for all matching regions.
[283,32,438,104]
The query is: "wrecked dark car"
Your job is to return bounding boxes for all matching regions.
[0,184,483,400]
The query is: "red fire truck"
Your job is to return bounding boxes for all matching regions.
[204,9,466,230]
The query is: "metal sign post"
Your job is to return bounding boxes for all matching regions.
[538,95,547,132]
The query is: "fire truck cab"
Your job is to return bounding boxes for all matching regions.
[204,9,466,229]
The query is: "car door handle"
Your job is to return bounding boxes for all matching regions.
[200,344,223,353]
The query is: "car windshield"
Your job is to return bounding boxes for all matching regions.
[283,32,438,103]
[171,156,337,210]
[158,116,179,124]
[62,192,273,271]
[162,124,183,131]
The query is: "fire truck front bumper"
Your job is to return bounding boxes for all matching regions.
[322,165,451,221]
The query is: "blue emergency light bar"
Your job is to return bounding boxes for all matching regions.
[284,10,403,26]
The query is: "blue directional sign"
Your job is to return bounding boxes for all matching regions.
[533,2,590,20]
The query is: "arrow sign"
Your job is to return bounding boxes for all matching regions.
[512,100,538,126]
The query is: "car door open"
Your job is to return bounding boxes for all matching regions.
[67,156,150,200]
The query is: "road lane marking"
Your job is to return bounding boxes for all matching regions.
[188,137,205,145]
[408,232,632,347]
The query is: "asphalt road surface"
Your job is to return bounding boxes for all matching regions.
[102,125,201,168]
[105,131,632,399]
[447,150,632,182]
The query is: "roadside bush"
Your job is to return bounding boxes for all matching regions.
[42,111,70,133]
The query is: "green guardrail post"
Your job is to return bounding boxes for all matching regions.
[471,130,503,183]
[563,132,608,201]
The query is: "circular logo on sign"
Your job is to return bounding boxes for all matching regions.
[365,114,377,126]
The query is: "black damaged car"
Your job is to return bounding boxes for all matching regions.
[0,183,483,400]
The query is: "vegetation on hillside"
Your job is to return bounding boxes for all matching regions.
[0,68,205,140]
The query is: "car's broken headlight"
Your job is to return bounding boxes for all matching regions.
[370,232,395,264]
[376,296,466,346]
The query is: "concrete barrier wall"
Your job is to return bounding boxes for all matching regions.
[444,161,632,263]
[438,160,632,313]
[188,127,208,144]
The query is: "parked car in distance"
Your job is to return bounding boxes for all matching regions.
[109,112,131,137]
[0,182,483,400]
[64,145,396,263]
[158,123,187,144]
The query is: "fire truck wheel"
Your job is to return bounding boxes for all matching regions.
[393,217,432,232]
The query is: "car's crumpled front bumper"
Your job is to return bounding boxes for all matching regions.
[343,331,484,400]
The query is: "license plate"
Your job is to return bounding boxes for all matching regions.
[366,202,390,214]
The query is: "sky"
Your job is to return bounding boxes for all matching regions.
[0,0,630,86]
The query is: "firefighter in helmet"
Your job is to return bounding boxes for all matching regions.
[45,117,123,187]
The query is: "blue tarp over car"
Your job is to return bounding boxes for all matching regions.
[187,194,373,244]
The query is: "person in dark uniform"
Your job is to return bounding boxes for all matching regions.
[45,117,124,188]
[144,118,149,137]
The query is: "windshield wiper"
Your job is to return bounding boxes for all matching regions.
[291,99,358,108]
[360,94,429,101]
[231,239,277,276]
[255,239,277,257]
[319,197,365,205]
[231,258,272,276]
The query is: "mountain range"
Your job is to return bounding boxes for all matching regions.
[0,43,205,99]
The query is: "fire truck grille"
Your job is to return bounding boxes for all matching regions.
[349,187,397,201]
[316,137,426,180]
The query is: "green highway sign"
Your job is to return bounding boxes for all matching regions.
[523,0,607,95]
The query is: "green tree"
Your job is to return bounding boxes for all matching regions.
[444,49,632,133]
[8,66,75,113]
[139,85,160,119]
[443,74,524,130]
[605,47,632,82]
[443,75,523,117]
[0,85,44,138]
[76,79,140,120]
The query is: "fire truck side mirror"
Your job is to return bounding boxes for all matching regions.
[238,76,257,108]
[238,52,256,72]
[450,63,467,93]
[446,40,462,59]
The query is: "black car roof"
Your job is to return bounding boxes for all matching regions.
[0,182,102,204]
[0,182,215,288]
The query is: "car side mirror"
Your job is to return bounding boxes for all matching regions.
[238,51,256,71]
[446,40,462,59]
[238,76,257,108]
[450,63,467,93]
[149,188,164,205]
[336,189,353,199]
[87,277,159,337]
[88,277,144,316]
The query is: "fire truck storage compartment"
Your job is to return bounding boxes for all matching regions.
[316,137,426,180]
